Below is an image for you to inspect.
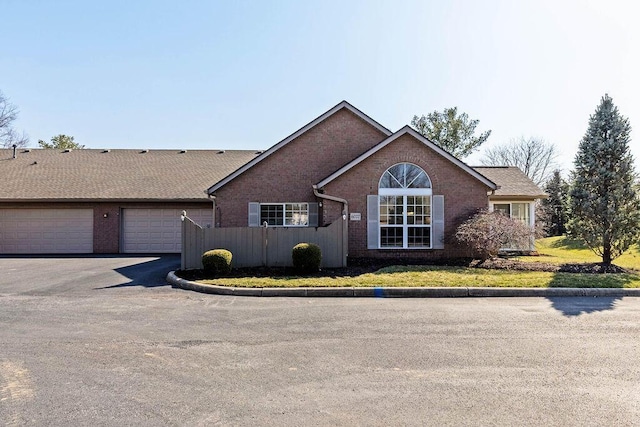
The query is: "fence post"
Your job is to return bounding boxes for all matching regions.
[262,222,267,267]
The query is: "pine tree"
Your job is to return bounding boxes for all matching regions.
[568,94,640,264]
[540,170,569,236]
[411,107,491,158]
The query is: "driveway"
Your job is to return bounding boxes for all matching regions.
[1,256,640,426]
[0,254,180,296]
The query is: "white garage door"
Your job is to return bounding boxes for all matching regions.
[122,208,212,253]
[0,209,94,254]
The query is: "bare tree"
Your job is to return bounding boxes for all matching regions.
[454,209,534,259]
[481,137,557,186]
[0,91,29,148]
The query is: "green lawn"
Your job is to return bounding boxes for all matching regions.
[194,236,640,289]
[517,236,640,270]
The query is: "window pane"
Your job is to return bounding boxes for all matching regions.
[407,171,431,188]
[511,203,530,225]
[260,205,283,226]
[405,166,431,188]
[381,227,403,247]
[406,195,431,226]
[379,196,403,225]
[284,203,309,226]
[380,171,402,188]
[408,227,431,247]
[388,164,405,186]
[494,204,510,217]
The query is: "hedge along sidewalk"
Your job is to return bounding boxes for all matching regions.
[166,272,640,298]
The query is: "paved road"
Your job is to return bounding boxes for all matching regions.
[1,256,639,426]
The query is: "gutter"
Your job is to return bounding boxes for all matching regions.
[312,185,348,217]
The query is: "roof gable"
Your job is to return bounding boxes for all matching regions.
[207,101,392,194]
[316,126,498,190]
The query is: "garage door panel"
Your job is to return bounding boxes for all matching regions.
[0,209,94,254]
[122,208,211,253]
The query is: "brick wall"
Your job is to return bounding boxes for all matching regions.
[211,109,491,261]
[213,108,389,226]
[323,134,490,259]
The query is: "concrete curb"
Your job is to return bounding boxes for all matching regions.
[166,271,640,298]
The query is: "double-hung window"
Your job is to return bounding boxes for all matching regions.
[378,163,432,248]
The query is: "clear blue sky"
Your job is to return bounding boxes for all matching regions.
[3,0,638,173]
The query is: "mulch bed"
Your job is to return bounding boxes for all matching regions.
[470,258,629,274]
[176,257,630,281]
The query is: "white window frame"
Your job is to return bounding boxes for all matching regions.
[378,189,433,249]
[490,201,534,227]
[260,202,309,227]
[490,201,536,251]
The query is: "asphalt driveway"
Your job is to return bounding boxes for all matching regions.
[1,256,640,425]
[0,254,180,296]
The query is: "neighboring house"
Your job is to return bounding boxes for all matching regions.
[0,101,546,258]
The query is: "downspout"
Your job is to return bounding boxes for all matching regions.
[208,194,216,228]
[312,185,348,267]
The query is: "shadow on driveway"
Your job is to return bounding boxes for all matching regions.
[545,268,632,316]
[547,296,623,316]
[95,254,180,290]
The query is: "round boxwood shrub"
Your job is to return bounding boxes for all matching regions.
[292,243,322,273]
[202,249,233,276]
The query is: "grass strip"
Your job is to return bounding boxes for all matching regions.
[518,236,640,270]
[197,265,640,289]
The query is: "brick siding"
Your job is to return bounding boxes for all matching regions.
[213,108,389,226]
[213,108,491,261]
[323,134,490,259]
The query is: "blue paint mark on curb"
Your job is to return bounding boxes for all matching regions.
[374,287,384,298]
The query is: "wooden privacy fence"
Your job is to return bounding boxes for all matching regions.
[181,213,347,270]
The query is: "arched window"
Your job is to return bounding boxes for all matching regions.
[379,163,432,189]
[378,163,432,248]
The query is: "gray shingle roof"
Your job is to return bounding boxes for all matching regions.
[473,166,547,198]
[0,148,259,201]
[0,149,546,202]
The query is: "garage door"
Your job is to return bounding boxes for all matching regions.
[0,209,94,254]
[122,208,212,253]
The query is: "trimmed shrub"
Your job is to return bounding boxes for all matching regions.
[202,249,233,276]
[292,243,322,273]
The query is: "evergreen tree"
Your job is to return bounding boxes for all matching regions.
[540,170,569,236]
[38,134,84,149]
[568,94,640,264]
[411,107,491,158]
